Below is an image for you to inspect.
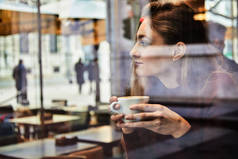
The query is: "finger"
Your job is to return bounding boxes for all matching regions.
[125,112,160,121]
[109,96,118,103]
[114,104,120,110]
[122,128,134,134]
[130,104,164,112]
[117,121,129,129]
[116,122,122,128]
[121,121,155,128]
[111,114,124,121]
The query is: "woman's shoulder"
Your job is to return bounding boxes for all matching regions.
[207,69,236,85]
[201,68,238,99]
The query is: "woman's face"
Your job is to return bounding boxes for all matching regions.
[130,17,173,77]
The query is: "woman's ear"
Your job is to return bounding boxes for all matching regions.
[172,42,186,61]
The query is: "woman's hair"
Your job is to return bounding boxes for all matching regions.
[131,1,209,96]
[142,1,208,44]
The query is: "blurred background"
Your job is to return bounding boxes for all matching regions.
[0,0,238,159]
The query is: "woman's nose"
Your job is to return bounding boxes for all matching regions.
[130,45,141,59]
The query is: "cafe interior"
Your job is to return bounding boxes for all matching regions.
[0,0,238,159]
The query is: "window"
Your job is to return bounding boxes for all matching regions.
[19,33,29,54]
[49,34,57,53]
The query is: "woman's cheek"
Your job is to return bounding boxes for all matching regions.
[136,61,159,76]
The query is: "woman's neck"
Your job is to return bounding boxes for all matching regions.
[156,69,180,89]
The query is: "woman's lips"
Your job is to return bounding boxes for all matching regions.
[135,61,143,65]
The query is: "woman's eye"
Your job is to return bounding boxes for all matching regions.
[139,40,150,47]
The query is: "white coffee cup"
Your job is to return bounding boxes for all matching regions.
[110,96,150,121]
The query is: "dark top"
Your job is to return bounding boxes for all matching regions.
[121,72,238,159]
[74,62,85,84]
[13,64,27,91]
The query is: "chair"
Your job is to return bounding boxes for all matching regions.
[70,111,90,131]
[13,107,34,139]
[41,156,86,159]
[0,134,19,146]
[15,106,33,118]
[0,154,19,159]
[69,146,104,159]
[0,104,14,114]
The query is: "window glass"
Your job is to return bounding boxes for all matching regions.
[0,1,238,159]
[19,33,29,54]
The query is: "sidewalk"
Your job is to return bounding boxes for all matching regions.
[0,77,97,109]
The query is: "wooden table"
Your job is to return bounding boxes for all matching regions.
[10,114,80,138]
[62,106,88,113]
[10,114,80,126]
[57,125,122,156]
[0,138,97,159]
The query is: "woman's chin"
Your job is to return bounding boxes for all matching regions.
[136,69,152,77]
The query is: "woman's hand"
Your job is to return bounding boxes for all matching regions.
[109,96,134,134]
[120,104,191,138]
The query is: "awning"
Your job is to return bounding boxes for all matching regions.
[0,0,106,43]
[0,1,36,13]
[0,0,106,19]
[40,0,106,19]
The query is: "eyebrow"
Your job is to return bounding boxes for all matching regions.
[137,34,145,41]
[137,34,151,42]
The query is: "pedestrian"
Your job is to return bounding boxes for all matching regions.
[87,60,94,93]
[13,59,29,105]
[87,59,99,94]
[74,58,85,94]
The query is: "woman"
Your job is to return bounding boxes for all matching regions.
[110,1,238,159]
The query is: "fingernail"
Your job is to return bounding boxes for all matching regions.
[125,115,131,119]
[123,123,128,127]
[130,105,135,109]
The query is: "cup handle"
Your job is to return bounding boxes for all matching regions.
[110,101,121,114]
